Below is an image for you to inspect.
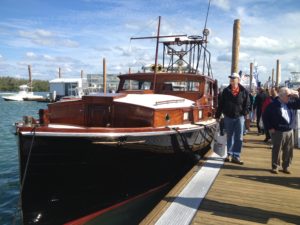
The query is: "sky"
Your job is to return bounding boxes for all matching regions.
[0,0,300,85]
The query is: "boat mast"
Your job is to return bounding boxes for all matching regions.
[153,16,161,90]
[130,17,186,90]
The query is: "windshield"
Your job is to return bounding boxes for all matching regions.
[122,80,152,90]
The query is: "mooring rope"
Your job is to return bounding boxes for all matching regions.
[171,128,193,153]
[12,126,36,225]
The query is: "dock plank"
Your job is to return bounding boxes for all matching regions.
[142,127,300,225]
[192,129,300,225]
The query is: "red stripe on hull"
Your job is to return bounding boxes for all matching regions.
[64,183,168,225]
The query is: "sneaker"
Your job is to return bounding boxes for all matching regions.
[282,168,291,174]
[231,157,244,165]
[263,138,270,143]
[271,168,278,174]
[224,155,231,162]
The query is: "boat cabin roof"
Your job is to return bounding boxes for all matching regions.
[114,94,194,109]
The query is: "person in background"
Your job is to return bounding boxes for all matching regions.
[215,72,250,164]
[262,87,278,142]
[250,90,256,122]
[263,87,300,174]
[244,91,254,135]
[254,87,267,135]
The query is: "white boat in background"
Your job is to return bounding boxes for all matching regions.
[2,84,44,101]
[285,72,300,90]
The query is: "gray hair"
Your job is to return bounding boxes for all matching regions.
[278,87,289,98]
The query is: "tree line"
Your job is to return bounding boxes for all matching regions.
[0,76,49,92]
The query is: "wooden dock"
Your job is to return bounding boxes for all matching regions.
[142,128,300,225]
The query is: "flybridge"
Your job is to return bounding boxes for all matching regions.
[130,16,213,81]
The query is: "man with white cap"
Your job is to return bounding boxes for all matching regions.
[263,87,300,174]
[216,72,250,164]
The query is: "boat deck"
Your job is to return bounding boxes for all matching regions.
[142,128,300,225]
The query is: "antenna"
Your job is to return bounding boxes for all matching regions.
[203,0,211,31]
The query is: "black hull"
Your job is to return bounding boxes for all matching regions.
[18,125,216,224]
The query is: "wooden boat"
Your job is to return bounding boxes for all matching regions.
[16,17,218,225]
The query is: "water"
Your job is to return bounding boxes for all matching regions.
[0,94,47,225]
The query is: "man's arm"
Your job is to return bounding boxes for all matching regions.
[242,91,250,116]
[215,92,224,119]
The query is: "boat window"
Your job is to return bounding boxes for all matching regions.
[122,80,152,90]
[205,81,212,95]
[65,83,78,96]
[163,81,200,92]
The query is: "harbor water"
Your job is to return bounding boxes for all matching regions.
[0,94,47,225]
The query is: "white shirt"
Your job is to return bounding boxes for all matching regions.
[280,103,290,123]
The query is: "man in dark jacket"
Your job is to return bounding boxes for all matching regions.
[254,87,267,134]
[263,87,300,174]
[215,73,250,164]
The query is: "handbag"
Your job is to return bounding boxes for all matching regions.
[259,117,264,130]
[212,124,227,157]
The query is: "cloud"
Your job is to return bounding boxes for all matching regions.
[241,36,299,54]
[18,29,79,48]
[211,0,230,11]
[210,37,230,49]
[284,62,300,72]
[26,52,37,59]
[217,52,231,62]
[19,29,53,39]
[216,51,250,63]
[43,54,55,61]
[0,54,3,61]
[236,7,262,25]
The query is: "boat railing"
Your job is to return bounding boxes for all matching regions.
[154,99,185,106]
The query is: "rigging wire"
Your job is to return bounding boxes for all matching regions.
[128,17,159,59]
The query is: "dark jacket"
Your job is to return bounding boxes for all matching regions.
[253,91,267,112]
[263,97,300,132]
[215,84,250,119]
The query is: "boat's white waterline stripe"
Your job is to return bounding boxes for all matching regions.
[155,152,225,225]
[20,120,216,137]
[21,130,178,137]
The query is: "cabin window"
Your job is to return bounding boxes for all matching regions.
[183,112,189,120]
[163,81,200,92]
[65,82,78,96]
[122,80,152,90]
[198,110,203,119]
[205,81,212,95]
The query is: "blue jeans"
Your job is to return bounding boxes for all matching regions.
[224,116,245,158]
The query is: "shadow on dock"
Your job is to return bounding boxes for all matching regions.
[199,198,300,224]
[227,174,300,190]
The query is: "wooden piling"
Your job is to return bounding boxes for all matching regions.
[271,68,274,87]
[276,59,281,87]
[28,65,32,91]
[231,19,240,74]
[81,70,84,78]
[59,67,61,78]
[103,58,107,93]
